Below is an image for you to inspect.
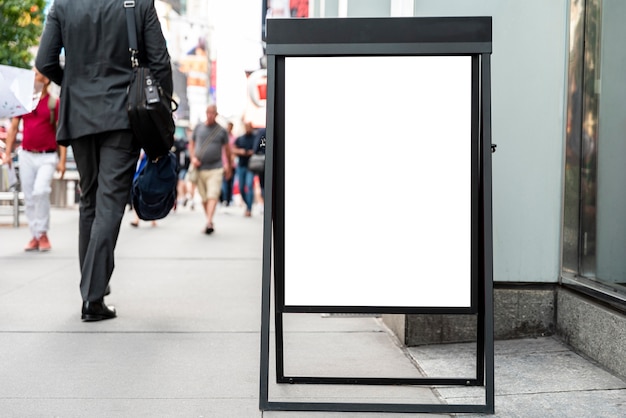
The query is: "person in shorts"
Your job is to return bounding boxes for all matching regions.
[188,105,233,234]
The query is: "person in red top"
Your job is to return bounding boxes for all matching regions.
[2,69,67,251]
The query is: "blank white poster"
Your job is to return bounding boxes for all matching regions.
[283,56,473,308]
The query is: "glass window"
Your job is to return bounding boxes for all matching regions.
[563,0,626,304]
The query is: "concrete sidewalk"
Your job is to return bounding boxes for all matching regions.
[0,204,624,417]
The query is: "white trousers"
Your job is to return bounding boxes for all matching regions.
[17,149,58,239]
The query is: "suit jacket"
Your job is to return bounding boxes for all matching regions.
[35,0,172,145]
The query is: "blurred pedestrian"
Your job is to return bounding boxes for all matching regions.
[188,104,233,234]
[182,127,197,210]
[130,211,157,227]
[220,121,237,206]
[2,69,67,252]
[36,0,172,321]
[252,128,266,215]
[253,127,266,200]
[232,121,257,217]
[173,132,191,210]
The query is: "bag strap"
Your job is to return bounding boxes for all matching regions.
[123,1,140,68]
[195,127,221,160]
[124,0,139,68]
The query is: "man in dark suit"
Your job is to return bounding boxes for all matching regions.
[36,0,173,321]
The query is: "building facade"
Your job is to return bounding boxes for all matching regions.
[305,0,625,379]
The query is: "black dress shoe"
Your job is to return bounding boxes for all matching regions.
[81,300,116,322]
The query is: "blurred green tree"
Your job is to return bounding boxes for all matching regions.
[0,0,46,68]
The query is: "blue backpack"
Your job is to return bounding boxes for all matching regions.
[132,152,177,220]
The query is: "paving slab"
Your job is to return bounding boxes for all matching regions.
[409,337,626,417]
[1,206,448,417]
[2,206,625,417]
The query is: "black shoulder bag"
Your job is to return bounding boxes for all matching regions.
[124,0,178,161]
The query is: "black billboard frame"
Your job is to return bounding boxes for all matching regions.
[259,17,494,414]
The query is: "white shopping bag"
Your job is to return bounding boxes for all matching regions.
[0,65,41,118]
